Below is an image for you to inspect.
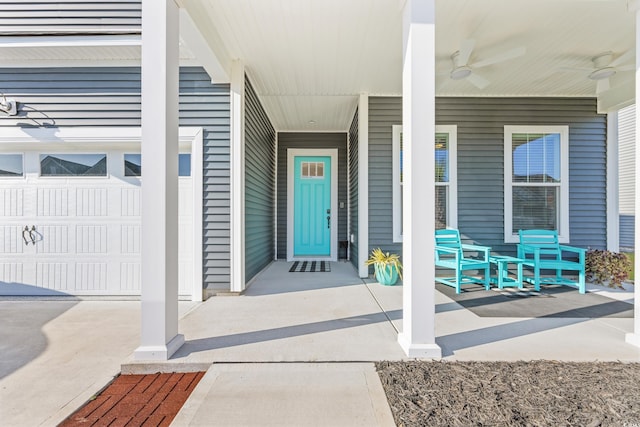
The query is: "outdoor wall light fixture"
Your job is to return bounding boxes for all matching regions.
[0,93,17,116]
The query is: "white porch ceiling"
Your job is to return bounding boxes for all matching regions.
[0,1,632,132]
[184,0,636,131]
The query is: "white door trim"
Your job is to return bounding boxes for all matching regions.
[287,148,338,262]
[0,126,203,301]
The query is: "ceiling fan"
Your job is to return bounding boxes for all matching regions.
[562,50,634,94]
[448,39,526,89]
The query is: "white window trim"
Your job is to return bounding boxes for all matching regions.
[392,125,402,242]
[504,125,570,243]
[393,124,457,243]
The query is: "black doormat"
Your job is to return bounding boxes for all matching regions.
[435,283,633,318]
[288,261,331,272]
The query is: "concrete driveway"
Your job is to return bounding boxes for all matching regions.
[0,299,197,426]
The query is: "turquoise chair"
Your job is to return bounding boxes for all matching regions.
[517,229,586,294]
[434,229,491,294]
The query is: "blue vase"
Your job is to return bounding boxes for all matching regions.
[375,264,399,286]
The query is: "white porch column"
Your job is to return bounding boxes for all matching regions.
[134,0,184,360]
[230,60,246,293]
[397,0,441,358]
[358,93,370,279]
[606,112,620,252]
[627,4,640,348]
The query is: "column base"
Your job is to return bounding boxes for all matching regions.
[625,333,640,348]
[134,334,185,361]
[398,333,442,358]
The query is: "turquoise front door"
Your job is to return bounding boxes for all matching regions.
[293,156,331,257]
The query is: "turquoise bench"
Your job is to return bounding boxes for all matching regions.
[435,229,491,294]
[517,229,586,294]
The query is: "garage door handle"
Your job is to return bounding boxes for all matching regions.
[22,226,30,245]
[22,225,36,245]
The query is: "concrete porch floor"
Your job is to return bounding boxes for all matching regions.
[2,260,640,426]
[126,260,640,367]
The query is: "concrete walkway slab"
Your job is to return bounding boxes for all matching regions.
[171,363,395,427]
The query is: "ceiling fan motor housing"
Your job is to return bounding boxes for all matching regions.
[589,52,616,80]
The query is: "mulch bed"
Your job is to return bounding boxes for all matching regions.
[376,361,640,427]
[59,372,204,427]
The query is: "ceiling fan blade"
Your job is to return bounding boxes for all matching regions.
[610,49,634,68]
[596,78,610,94]
[617,64,635,72]
[457,39,476,65]
[558,66,593,73]
[472,46,526,68]
[467,72,490,89]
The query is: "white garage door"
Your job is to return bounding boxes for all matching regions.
[0,130,200,299]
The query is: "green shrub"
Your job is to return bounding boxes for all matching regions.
[585,249,631,289]
[626,253,635,281]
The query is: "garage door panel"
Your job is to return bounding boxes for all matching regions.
[75,262,107,291]
[121,225,141,254]
[36,262,69,290]
[0,262,23,283]
[178,222,193,255]
[76,188,108,216]
[179,261,192,295]
[179,179,192,216]
[0,188,23,216]
[36,225,69,254]
[121,188,140,216]
[120,261,141,292]
[0,226,23,254]
[37,188,69,216]
[76,225,107,254]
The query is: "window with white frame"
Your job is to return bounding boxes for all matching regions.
[504,125,569,243]
[40,153,107,177]
[392,125,457,242]
[123,153,192,177]
[0,154,23,177]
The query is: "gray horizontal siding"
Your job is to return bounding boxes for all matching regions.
[277,132,348,259]
[368,97,402,260]
[0,66,231,291]
[620,214,635,251]
[368,96,607,261]
[348,108,359,269]
[0,1,141,34]
[244,75,276,282]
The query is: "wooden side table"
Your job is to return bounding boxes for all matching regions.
[489,255,526,289]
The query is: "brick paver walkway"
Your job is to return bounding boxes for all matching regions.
[59,372,205,426]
